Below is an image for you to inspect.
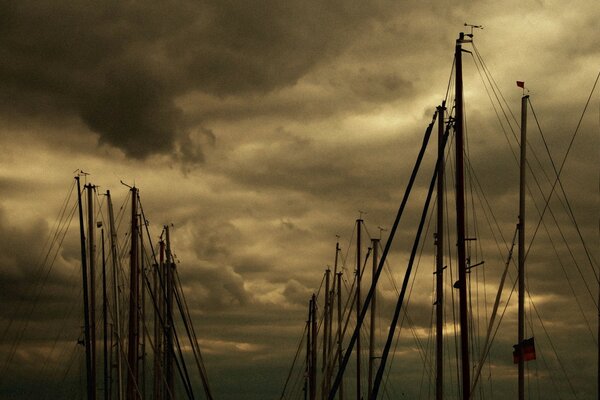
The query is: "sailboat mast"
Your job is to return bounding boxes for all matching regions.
[355,218,362,400]
[455,32,471,400]
[305,303,311,400]
[126,187,140,400]
[368,238,379,400]
[87,184,97,398]
[436,104,446,400]
[164,226,175,398]
[310,294,317,400]
[106,190,124,400]
[322,267,331,399]
[154,240,165,400]
[102,228,109,400]
[329,241,338,367]
[139,215,146,398]
[336,270,344,400]
[77,177,94,400]
[518,93,528,400]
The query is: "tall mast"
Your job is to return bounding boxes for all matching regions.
[305,302,311,400]
[329,241,339,365]
[102,228,109,400]
[322,268,331,399]
[455,31,471,400]
[139,215,146,399]
[126,187,139,400]
[77,177,94,400]
[309,294,317,400]
[355,218,362,400]
[368,238,379,400]
[436,103,446,400]
[106,190,124,400]
[336,270,344,400]
[154,240,165,400]
[164,226,175,398]
[87,184,97,399]
[518,93,528,400]
[325,240,340,397]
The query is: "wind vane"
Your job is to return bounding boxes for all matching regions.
[464,22,483,36]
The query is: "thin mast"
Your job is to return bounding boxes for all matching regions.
[77,177,94,400]
[88,184,97,399]
[455,31,471,400]
[126,187,140,400]
[336,270,344,400]
[139,215,146,399]
[305,303,311,400]
[518,93,529,400]
[310,294,317,400]
[322,268,331,400]
[102,228,109,400]
[164,226,175,398]
[325,241,340,397]
[106,190,124,400]
[355,218,362,400]
[368,238,379,400]
[154,240,165,400]
[436,103,446,400]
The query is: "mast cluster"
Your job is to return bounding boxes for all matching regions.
[284,29,539,400]
[74,177,213,400]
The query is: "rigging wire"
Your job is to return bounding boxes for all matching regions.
[529,98,599,277]
[525,71,600,275]
[0,186,79,379]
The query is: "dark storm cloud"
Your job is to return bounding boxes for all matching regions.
[0,0,400,160]
[0,208,47,280]
[221,125,430,202]
[180,264,250,309]
[0,206,83,332]
[282,279,312,307]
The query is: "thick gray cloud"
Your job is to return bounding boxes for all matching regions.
[0,0,402,161]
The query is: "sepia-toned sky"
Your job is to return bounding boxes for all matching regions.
[0,1,598,399]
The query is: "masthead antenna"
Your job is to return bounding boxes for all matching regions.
[464,23,483,37]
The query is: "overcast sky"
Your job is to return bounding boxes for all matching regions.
[0,1,598,399]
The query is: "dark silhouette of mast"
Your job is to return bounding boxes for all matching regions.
[164,226,175,398]
[102,228,109,400]
[336,269,344,400]
[76,176,94,400]
[309,294,317,400]
[87,184,97,399]
[436,103,446,400]
[139,214,147,398]
[518,93,529,400]
[323,267,331,399]
[355,218,362,400]
[368,238,379,400]
[154,240,165,400]
[126,187,140,400]
[455,31,471,400]
[106,190,124,400]
[304,303,310,400]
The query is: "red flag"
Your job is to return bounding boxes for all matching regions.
[516,81,525,88]
[513,337,536,363]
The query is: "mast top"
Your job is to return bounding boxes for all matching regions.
[457,32,472,45]
[458,23,482,44]
[464,23,483,35]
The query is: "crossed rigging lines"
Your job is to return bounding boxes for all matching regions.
[280,47,599,399]
[0,181,213,400]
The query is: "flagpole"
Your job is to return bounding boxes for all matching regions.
[518,87,528,400]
